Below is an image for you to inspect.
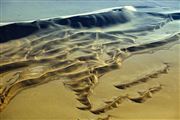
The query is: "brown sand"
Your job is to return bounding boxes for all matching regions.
[0,40,179,120]
[90,44,180,120]
[0,20,179,120]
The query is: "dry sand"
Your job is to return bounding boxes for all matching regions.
[0,42,179,120]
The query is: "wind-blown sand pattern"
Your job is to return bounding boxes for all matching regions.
[0,6,180,120]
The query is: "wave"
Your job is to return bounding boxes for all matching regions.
[0,6,180,43]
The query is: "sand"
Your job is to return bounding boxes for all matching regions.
[0,6,180,120]
[0,43,179,120]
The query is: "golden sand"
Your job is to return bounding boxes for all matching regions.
[0,36,179,119]
[0,11,180,118]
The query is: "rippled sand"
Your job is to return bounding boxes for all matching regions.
[0,43,179,120]
[0,6,180,120]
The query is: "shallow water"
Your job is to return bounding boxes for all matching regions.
[0,0,180,23]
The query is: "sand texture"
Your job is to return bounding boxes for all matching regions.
[0,6,180,120]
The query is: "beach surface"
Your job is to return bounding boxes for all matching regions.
[0,3,180,120]
[0,44,179,120]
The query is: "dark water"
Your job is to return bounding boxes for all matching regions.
[0,4,179,43]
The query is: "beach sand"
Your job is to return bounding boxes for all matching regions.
[0,43,179,120]
[0,5,180,120]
